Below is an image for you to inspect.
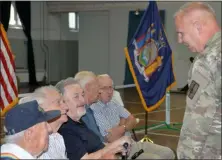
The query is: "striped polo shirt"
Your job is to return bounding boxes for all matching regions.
[1,143,35,159]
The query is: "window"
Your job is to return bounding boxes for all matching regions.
[9,3,22,29]
[69,12,79,31]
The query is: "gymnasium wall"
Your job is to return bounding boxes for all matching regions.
[78,2,221,89]
[8,2,221,90]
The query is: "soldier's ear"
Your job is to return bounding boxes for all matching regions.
[193,21,203,34]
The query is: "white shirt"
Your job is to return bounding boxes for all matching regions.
[38,133,67,159]
[1,143,35,159]
[112,90,124,107]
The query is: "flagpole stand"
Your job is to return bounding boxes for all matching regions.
[134,91,182,136]
[140,134,154,143]
[139,110,154,143]
[150,91,182,131]
[146,91,182,131]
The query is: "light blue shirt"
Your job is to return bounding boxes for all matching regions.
[90,101,131,137]
[81,105,105,142]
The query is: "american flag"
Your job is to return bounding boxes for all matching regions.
[0,23,18,116]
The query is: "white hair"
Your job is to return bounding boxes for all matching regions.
[97,74,109,78]
[4,126,25,144]
[34,85,59,96]
[56,77,79,95]
[19,93,45,106]
[97,74,114,85]
[19,85,59,108]
[74,71,96,88]
[174,2,216,18]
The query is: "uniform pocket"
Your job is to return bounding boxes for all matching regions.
[186,70,210,107]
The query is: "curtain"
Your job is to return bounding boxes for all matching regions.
[0,1,11,31]
[123,10,144,85]
[15,1,37,86]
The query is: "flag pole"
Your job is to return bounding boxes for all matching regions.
[139,111,153,143]
[134,90,182,141]
[146,90,182,131]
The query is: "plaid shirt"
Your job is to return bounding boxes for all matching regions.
[90,100,131,137]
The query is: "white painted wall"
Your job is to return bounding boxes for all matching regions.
[78,1,221,89]
[78,11,110,74]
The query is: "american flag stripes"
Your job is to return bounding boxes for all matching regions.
[0,23,18,116]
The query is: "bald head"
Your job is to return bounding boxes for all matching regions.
[97,74,113,85]
[174,2,220,53]
[174,2,216,19]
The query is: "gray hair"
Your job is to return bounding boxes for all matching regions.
[4,126,25,144]
[74,71,96,89]
[56,77,79,95]
[19,85,59,108]
[174,2,216,18]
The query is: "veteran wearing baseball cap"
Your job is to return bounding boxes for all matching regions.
[0,100,61,159]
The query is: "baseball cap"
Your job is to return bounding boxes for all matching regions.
[4,100,61,135]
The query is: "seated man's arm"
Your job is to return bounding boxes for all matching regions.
[106,106,137,142]
[82,136,132,159]
[121,114,137,131]
[60,131,88,160]
[81,148,116,159]
[61,130,108,159]
[117,104,137,131]
[119,118,126,126]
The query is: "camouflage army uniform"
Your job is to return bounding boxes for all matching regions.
[177,31,221,159]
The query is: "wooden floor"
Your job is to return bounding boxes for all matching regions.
[118,88,186,153]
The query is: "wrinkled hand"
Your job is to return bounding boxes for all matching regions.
[106,136,133,156]
[106,126,125,142]
[119,118,126,126]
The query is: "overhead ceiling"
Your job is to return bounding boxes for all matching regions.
[47,1,221,13]
[46,1,148,13]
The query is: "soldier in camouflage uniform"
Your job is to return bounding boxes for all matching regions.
[174,2,221,159]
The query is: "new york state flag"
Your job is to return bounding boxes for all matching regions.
[124,1,176,112]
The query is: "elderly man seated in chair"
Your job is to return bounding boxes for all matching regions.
[1,101,60,159]
[90,74,175,159]
[74,71,128,142]
[18,86,69,159]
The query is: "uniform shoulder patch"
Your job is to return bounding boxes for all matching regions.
[188,80,200,99]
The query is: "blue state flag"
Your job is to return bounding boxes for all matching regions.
[124,1,176,112]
